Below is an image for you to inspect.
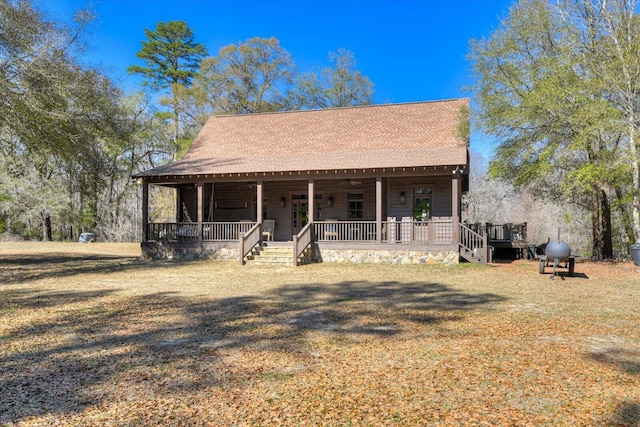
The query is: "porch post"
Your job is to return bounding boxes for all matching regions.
[256,181,263,223]
[176,186,181,222]
[452,169,462,245]
[208,183,215,222]
[196,182,203,242]
[307,179,314,223]
[376,176,382,243]
[141,181,148,242]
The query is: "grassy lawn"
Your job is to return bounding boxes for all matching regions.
[1,242,639,426]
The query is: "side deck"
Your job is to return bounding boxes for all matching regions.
[466,222,529,259]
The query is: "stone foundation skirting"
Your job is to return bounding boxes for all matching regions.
[141,241,460,265]
[314,248,459,265]
[141,241,239,261]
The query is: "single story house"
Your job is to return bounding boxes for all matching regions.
[133,98,490,265]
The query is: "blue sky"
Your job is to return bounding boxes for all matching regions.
[43,0,516,155]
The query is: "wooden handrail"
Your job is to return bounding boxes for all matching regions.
[293,222,313,265]
[459,222,488,263]
[239,223,261,265]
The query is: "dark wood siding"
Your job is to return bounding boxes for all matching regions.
[387,176,452,220]
[178,175,455,241]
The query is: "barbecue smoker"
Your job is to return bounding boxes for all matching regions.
[538,229,575,279]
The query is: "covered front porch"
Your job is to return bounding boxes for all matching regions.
[138,169,483,265]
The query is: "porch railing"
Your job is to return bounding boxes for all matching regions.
[147,221,257,242]
[147,219,456,246]
[293,222,314,264]
[239,223,261,265]
[148,222,199,241]
[313,219,454,244]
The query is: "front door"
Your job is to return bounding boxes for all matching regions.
[413,188,432,221]
[292,194,322,235]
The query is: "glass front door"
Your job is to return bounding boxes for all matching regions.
[292,194,322,235]
[413,188,432,221]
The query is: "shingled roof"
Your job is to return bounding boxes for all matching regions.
[135,98,469,178]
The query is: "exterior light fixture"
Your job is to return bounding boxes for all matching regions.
[327,196,334,207]
[280,197,286,208]
[400,192,406,205]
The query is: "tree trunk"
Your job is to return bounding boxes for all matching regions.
[591,187,613,259]
[41,212,52,242]
[628,115,640,243]
[173,90,180,159]
[614,185,635,245]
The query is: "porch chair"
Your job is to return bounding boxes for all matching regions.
[262,219,275,241]
[325,219,339,240]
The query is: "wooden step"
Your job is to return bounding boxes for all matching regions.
[459,247,483,264]
[245,243,312,266]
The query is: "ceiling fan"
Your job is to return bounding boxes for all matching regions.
[338,178,361,186]
[238,181,257,189]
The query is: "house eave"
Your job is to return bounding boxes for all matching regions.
[133,164,468,185]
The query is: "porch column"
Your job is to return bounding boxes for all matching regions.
[197,183,203,242]
[256,181,263,223]
[307,179,314,223]
[376,176,382,243]
[141,181,148,242]
[176,186,181,222]
[208,183,215,222]
[452,169,462,245]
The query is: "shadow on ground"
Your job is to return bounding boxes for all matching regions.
[0,253,188,285]
[0,258,507,424]
[590,348,640,375]
[603,401,640,426]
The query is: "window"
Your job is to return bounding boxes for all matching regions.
[348,193,364,219]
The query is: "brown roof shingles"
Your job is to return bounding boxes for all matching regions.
[136,99,469,177]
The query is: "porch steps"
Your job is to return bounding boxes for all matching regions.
[459,248,483,264]
[245,243,312,266]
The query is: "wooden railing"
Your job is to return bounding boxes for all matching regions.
[459,223,489,263]
[239,223,261,265]
[148,222,199,241]
[466,222,527,242]
[314,220,377,242]
[313,219,454,244]
[202,221,255,241]
[387,219,454,244]
[293,222,313,264]
[147,222,256,242]
[147,219,457,246]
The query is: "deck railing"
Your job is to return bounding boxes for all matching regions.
[313,219,454,244]
[466,222,527,242]
[147,221,257,242]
